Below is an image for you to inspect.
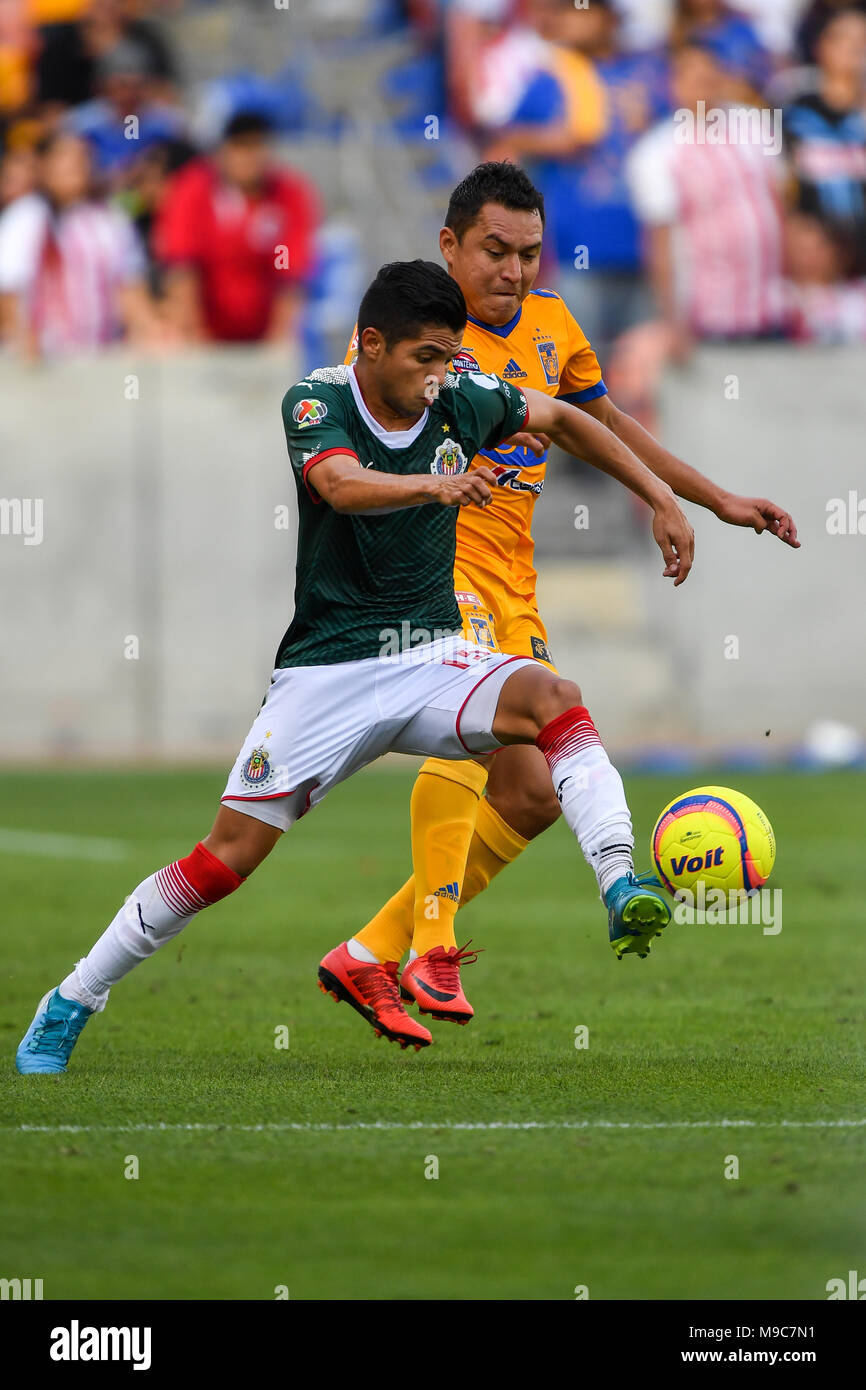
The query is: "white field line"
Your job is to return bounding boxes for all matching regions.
[0,829,128,861]
[4,1119,864,1135]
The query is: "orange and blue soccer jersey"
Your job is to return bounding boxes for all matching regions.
[345,288,606,669]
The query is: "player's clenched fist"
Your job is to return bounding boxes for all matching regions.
[429,466,498,508]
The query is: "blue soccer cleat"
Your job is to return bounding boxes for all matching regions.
[605,871,672,960]
[16,988,93,1074]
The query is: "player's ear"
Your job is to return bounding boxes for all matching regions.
[439,225,457,266]
[359,326,385,360]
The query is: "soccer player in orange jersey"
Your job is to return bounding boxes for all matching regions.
[319,163,799,1040]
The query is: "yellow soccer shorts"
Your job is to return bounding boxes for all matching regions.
[454,565,558,673]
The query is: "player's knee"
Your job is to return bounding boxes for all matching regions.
[203,807,280,878]
[489,780,561,839]
[532,676,583,733]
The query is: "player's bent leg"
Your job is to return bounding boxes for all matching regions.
[485,742,562,841]
[493,666,671,960]
[202,804,282,878]
[352,757,489,966]
[337,757,489,1032]
[16,823,258,1074]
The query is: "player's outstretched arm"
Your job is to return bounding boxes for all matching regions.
[307,453,497,513]
[520,387,696,586]
[578,394,800,550]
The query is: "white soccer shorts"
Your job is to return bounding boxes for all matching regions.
[221,636,537,831]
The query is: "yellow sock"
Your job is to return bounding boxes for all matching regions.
[354,758,488,963]
[411,758,489,955]
[460,798,530,907]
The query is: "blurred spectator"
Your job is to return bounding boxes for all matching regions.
[447,1,551,136]
[500,0,670,358]
[726,0,809,58]
[481,0,608,158]
[63,37,185,182]
[0,136,37,209]
[672,0,772,96]
[784,9,866,273]
[154,112,320,345]
[0,0,34,116]
[626,43,787,352]
[117,132,196,286]
[609,0,675,53]
[783,210,866,341]
[36,0,178,113]
[0,130,161,357]
[797,0,866,60]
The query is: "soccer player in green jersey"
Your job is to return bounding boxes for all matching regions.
[18,259,701,1067]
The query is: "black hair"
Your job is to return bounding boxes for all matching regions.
[357,260,466,350]
[445,161,545,242]
[222,110,273,141]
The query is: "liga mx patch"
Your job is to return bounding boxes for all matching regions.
[292,398,328,427]
[535,339,559,385]
[240,745,276,791]
[531,635,553,663]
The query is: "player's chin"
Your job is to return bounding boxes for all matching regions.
[484,292,520,322]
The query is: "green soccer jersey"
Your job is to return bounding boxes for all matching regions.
[276,363,528,667]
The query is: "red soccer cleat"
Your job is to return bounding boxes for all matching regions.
[318,942,432,1051]
[400,942,481,1025]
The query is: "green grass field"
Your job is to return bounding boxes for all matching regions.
[1,766,864,1301]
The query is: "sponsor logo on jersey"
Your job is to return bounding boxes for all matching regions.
[535,338,559,385]
[293,398,328,427]
[240,746,274,790]
[450,349,480,374]
[502,357,528,379]
[431,438,469,475]
[491,464,544,496]
[531,635,553,664]
[454,589,482,606]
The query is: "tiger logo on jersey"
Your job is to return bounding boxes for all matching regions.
[431,439,468,475]
[535,339,559,386]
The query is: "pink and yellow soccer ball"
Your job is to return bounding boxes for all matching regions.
[651,786,776,897]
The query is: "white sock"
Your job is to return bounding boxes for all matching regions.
[68,855,227,1004]
[346,937,380,964]
[538,706,634,899]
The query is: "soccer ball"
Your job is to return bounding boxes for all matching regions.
[651,786,775,897]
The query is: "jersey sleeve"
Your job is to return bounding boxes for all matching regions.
[452,371,530,452]
[557,302,607,404]
[282,381,359,503]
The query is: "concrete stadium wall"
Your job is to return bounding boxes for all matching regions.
[1,346,863,762]
[536,345,866,754]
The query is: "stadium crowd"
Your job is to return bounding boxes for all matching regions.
[1,0,866,367]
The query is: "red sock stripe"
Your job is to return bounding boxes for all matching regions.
[156,842,244,918]
[536,706,602,769]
